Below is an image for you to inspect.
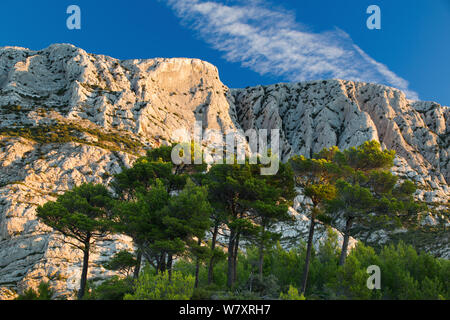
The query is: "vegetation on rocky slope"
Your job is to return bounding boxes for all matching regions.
[0,122,145,155]
[28,142,449,300]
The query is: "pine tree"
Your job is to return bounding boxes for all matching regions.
[158,178,212,280]
[290,148,339,294]
[36,183,113,299]
[206,157,295,287]
[110,144,206,277]
[205,162,251,287]
[103,250,138,277]
[242,161,296,280]
[325,141,424,265]
[112,152,211,278]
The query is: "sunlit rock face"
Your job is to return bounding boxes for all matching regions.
[0,44,448,299]
[231,80,449,258]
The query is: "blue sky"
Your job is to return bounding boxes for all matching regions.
[1,0,449,104]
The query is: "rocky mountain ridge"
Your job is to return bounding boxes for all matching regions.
[0,44,448,299]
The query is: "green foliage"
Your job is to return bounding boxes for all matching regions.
[191,284,220,300]
[29,142,446,301]
[82,232,448,300]
[16,282,54,300]
[103,250,137,277]
[334,140,395,172]
[280,285,306,300]
[324,141,421,230]
[331,242,450,300]
[174,250,252,290]
[259,243,304,289]
[146,144,174,162]
[84,277,134,300]
[175,234,449,300]
[163,179,212,244]
[290,149,342,293]
[110,145,210,273]
[124,269,195,300]
[0,122,144,155]
[36,183,113,249]
[205,158,296,287]
[111,155,180,200]
[36,183,113,299]
[328,179,374,221]
[316,141,424,266]
[240,274,281,298]
[215,290,262,300]
[16,288,39,300]
[113,177,211,272]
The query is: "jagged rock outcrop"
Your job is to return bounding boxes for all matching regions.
[0,44,448,299]
[230,81,449,254]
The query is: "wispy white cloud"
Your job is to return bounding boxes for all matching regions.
[166,0,418,99]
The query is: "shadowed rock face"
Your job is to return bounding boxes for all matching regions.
[0,44,448,299]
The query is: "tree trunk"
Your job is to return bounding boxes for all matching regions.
[77,239,90,300]
[156,254,161,272]
[339,217,353,266]
[133,248,142,279]
[194,238,202,288]
[300,218,316,295]
[167,254,173,281]
[227,228,235,288]
[232,233,240,284]
[207,224,219,285]
[159,252,167,273]
[258,225,265,280]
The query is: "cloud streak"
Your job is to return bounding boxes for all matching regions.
[166,0,418,99]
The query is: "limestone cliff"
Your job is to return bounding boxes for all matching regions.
[0,44,448,299]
